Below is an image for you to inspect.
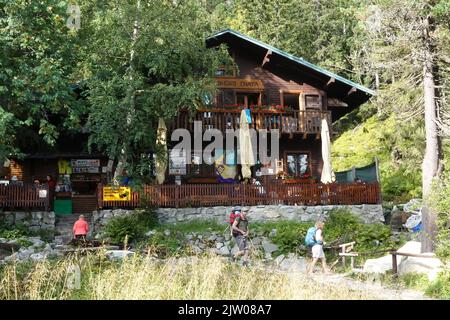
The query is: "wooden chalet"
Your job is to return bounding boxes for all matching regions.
[1,30,380,213]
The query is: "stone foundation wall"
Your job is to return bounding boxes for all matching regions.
[0,211,56,232]
[92,204,384,232]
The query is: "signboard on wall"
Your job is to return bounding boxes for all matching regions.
[72,167,100,173]
[71,159,100,167]
[216,77,264,90]
[103,186,131,201]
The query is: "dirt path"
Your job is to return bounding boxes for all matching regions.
[307,272,431,300]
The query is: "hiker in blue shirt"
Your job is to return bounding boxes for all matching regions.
[306,221,330,275]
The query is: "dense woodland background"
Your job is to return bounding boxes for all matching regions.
[0,1,449,232]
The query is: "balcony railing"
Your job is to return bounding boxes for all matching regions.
[98,182,381,209]
[168,108,331,134]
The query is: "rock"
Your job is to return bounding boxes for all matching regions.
[397,241,421,255]
[43,244,52,252]
[231,245,239,256]
[215,242,224,249]
[280,257,308,272]
[105,250,135,260]
[208,234,218,242]
[191,245,203,254]
[145,230,157,237]
[29,237,45,248]
[163,230,171,237]
[274,254,285,266]
[269,229,277,238]
[398,254,442,281]
[262,241,279,255]
[4,253,19,262]
[18,248,34,260]
[15,212,29,222]
[252,237,263,245]
[216,246,230,256]
[30,252,46,261]
[363,254,402,274]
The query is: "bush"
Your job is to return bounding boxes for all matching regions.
[0,221,30,240]
[103,209,158,244]
[425,269,450,299]
[253,221,310,255]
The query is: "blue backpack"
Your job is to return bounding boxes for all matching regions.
[305,227,317,247]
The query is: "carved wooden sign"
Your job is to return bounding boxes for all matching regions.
[216,77,264,90]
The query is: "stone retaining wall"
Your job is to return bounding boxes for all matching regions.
[0,211,56,232]
[92,204,384,232]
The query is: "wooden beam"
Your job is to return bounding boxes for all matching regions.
[261,49,272,67]
[347,87,357,96]
[325,77,335,89]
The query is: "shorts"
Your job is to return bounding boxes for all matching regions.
[234,234,248,251]
[312,244,325,259]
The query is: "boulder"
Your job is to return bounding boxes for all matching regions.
[397,241,421,255]
[29,237,45,248]
[105,250,135,260]
[18,248,34,260]
[398,254,442,281]
[215,242,224,249]
[216,246,230,256]
[145,230,157,237]
[262,241,279,255]
[30,252,46,261]
[279,257,308,273]
[274,254,285,266]
[269,229,277,238]
[4,253,19,262]
[363,254,402,274]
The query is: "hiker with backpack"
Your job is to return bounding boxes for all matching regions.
[231,207,250,266]
[229,206,242,236]
[305,221,330,275]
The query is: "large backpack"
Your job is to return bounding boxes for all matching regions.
[230,210,241,226]
[305,227,317,247]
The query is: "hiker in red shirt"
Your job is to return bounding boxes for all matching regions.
[73,215,89,240]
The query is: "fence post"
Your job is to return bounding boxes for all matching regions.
[175,186,179,208]
[391,251,398,277]
[97,183,103,209]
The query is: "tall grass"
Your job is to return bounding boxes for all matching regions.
[0,252,376,300]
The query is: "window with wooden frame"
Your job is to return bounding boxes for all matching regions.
[219,89,263,108]
[284,151,311,177]
[305,94,321,109]
[279,90,301,109]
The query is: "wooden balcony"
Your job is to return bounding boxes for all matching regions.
[168,108,332,135]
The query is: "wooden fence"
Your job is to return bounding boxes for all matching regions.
[97,182,381,209]
[0,184,49,211]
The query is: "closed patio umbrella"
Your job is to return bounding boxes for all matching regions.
[320,117,335,184]
[155,118,167,185]
[239,109,255,180]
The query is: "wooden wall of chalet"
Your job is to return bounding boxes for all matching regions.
[231,47,326,108]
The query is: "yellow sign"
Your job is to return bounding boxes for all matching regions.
[216,77,264,90]
[103,187,131,201]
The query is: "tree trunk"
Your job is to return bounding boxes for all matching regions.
[113,0,141,184]
[421,15,441,253]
